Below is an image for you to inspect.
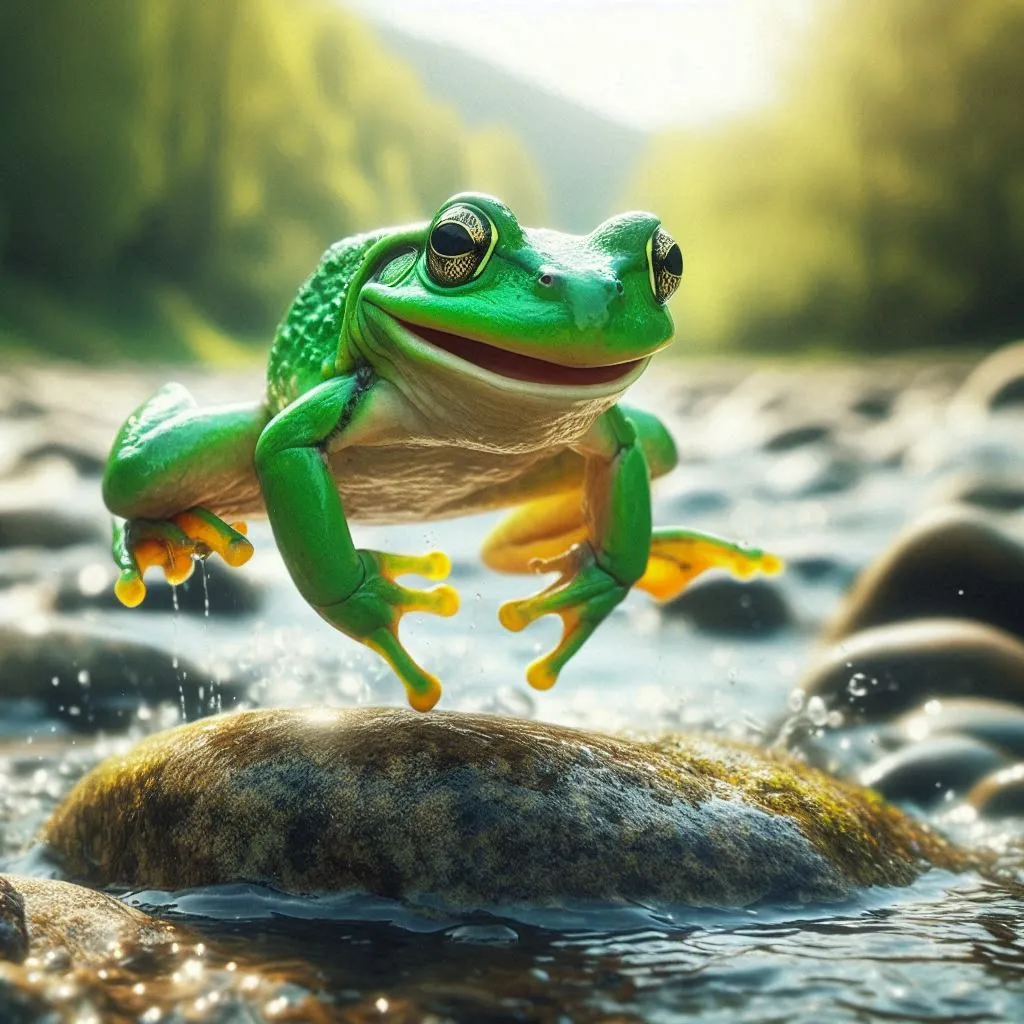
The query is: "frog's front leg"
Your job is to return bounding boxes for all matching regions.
[104,384,268,606]
[497,405,653,691]
[253,375,458,711]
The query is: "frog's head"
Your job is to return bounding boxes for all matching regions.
[351,193,681,400]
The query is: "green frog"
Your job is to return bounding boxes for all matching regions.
[103,193,780,710]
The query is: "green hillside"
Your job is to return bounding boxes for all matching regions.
[629,0,1024,354]
[0,0,546,362]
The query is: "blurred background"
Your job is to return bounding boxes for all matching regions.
[3,0,1022,364]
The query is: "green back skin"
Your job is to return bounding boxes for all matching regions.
[266,229,388,413]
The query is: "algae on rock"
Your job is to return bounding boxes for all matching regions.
[42,708,967,908]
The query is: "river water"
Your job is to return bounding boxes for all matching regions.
[1,356,1023,1021]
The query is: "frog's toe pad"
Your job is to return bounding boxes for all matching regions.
[114,572,147,608]
[171,509,253,568]
[114,508,253,607]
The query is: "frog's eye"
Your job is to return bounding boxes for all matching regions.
[648,227,683,305]
[426,204,496,286]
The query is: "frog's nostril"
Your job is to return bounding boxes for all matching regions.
[614,280,625,296]
[538,271,556,288]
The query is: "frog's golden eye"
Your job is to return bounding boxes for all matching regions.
[648,227,683,305]
[426,204,495,286]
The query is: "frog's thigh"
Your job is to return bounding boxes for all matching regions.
[103,384,268,520]
[480,407,678,574]
[480,491,588,573]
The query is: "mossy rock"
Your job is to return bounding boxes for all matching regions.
[42,708,967,908]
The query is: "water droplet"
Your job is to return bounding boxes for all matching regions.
[787,688,805,713]
[807,695,828,727]
[847,673,869,697]
[448,924,519,944]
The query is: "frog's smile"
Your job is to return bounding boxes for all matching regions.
[387,316,644,388]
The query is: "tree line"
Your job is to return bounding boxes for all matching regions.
[629,0,1024,352]
[0,0,546,359]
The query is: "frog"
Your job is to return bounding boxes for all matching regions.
[102,193,780,711]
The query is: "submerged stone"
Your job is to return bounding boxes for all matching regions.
[42,708,966,908]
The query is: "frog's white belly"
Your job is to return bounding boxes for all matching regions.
[207,443,583,524]
[329,443,583,523]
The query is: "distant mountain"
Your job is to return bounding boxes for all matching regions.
[372,24,648,233]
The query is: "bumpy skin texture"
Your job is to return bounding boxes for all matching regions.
[41,708,969,907]
[102,192,780,708]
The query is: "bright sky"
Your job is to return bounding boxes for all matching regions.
[344,0,818,131]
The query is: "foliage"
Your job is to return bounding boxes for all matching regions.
[630,0,1024,352]
[0,0,546,360]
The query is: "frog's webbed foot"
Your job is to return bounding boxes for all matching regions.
[637,528,783,602]
[112,507,253,607]
[498,543,627,691]
[318,550,459,712]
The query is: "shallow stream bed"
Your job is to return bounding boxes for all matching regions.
[2,355,1024,1021]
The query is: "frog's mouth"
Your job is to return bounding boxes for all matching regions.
[391,318,645,388]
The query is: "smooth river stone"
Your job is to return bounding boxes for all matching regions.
[42,708,966,908]
[967,765,1024,818]
[953,339,1024,414]
[0,878,27,963]
[895,698,1024,759]
[859,735,1007,808]
[801,619,1024,720]
[0,624,247,727]
[823,508,1024,643]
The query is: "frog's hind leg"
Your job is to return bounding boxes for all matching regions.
[637,530,783,601]
[481,495,781,600]
[480,492,587,574]
[104,383,268,607]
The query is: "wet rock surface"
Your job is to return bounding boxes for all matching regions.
[859,735,1006,808]
[801,619,1024,720]
[0,877,27,963]
[42,707,965,907]
[953,339,1024,414]
[661,577,793,636]
[1,874,178,965]
[0,624,247,728]
[823,509,1024,643]
[893,698,1024,759]
[52,556,264,617]
[0,873,333,1022]
[968,766,1024,818]
[0,508,103,550]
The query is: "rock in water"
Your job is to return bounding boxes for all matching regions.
[0,874,178,965]
[823,508,1024,643]
[42,708,966,908]
[0,878,27,963]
